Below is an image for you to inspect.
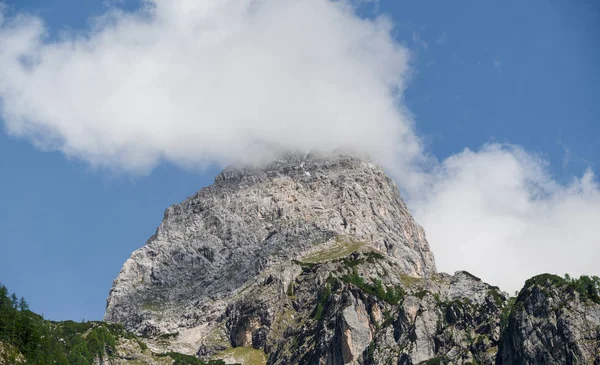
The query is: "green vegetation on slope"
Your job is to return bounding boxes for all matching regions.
[519,274,600,304]
[0,281,222,365]
[341,268,404,305]
[213,347,266,365]
[496,274,600,335]
[313,278,336,321]
[1,282,71,365]
[157,351,231,365]
[299,236,364,263]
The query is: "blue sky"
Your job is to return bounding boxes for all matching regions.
[0,0,598,321]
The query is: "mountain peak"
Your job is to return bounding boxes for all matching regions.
[105,152,435,338]
[214,152,375,185]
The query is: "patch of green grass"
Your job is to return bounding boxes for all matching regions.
[300,236,364,264]
[214,347,267,365]
[399,274,421,287]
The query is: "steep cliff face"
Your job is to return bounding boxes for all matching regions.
[104,153,599,365]
[262,257,508,365]
[104,153,435,339]
[498,274,600,365]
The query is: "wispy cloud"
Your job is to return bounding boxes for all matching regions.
[558,139,593,171]
[436,31,447,45]
[412,31,428,50]
[562,144,573,169]
[493,57,502,75]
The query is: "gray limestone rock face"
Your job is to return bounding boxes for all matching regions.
[104,153,436,336]
[265,254,508,365]
[366,271,508,365]
[497,274,600,365]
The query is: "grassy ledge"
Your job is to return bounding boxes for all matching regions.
[299,236,364,264]
[213,347,267,365]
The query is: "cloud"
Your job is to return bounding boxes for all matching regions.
[493,57,502,75]
[0,0,419,175]
[410,144,600,293]
[0,0,599,294]
[411,31,428,50]
[436,31,447,45]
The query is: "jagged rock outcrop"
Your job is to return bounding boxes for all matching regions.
[498,274,600,365]
[104,153,599,365]
[263,256,508,365]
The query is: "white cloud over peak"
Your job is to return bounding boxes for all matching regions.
[0,0,418,174]
[0,0,598,294]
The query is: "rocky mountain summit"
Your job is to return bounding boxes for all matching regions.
[104,153,600,365]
